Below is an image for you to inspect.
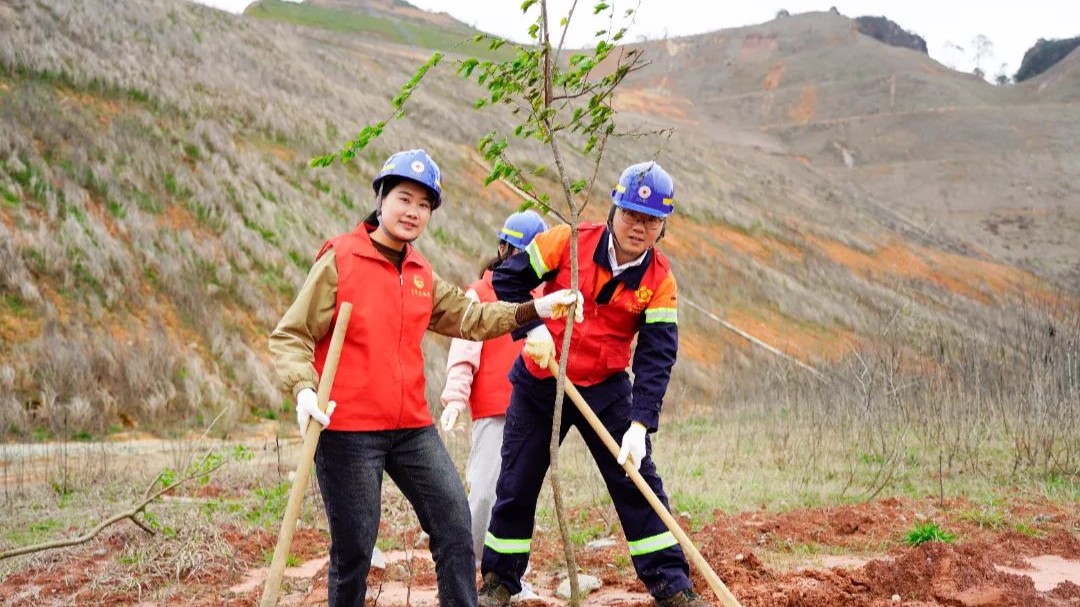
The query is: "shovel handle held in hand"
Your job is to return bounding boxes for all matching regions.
[260,302,353,607]
[546,360,743,607]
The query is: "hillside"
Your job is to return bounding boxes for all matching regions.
[0,0,1074,438]
[616,11,1079,286]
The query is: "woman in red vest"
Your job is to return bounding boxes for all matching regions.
[477,162,711,607]
[438,210,548,596]
[269,150,581,607]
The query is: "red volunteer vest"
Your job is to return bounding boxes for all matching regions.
[466,271,518,419]
[313,223,435,431]
[523,223,671,386]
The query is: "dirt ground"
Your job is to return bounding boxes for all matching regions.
[1,495,1079,606]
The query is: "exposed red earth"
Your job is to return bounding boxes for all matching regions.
[2,496,1078,606]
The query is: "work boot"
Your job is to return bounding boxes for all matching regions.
[655,589,712,607]
[478,573,513,607]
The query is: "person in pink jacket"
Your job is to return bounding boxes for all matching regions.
[439,210,547,599]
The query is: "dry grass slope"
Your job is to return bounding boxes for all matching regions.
[0,0,1074,494]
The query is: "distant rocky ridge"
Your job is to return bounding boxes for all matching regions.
[1015,36,1080,82]
[854,16,928,54]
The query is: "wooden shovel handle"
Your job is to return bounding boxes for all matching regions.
[260,302,353,607]
[547,360,743,607]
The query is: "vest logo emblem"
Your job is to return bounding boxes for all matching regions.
[635,286,653,304]
[410,274,431,298]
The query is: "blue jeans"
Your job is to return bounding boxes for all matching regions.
[315,427,476,607]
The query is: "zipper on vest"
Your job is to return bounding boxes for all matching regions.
[397,270,406,427]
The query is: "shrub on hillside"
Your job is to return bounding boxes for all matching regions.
[1014,37,1080,82]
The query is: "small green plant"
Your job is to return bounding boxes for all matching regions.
[1013,522,1043,538]
[262,549,301,566]
[568,523,606,545]
[248,482,290,528]
[375,537,399,551]
[613,552,631,571]
[0,184,18,205]
[959,506,1005,529]
[104,197,126,218]
[287,250,307,269]
[182,143,202,160]
[142,510,177,538]
[904,522,956,546]
[3,294,27,314]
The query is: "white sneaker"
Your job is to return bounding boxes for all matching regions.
[511,579,538,603]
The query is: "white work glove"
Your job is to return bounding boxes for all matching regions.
[534,289,584,323]
[617,422,647,471]
[440,401,466,432]
[523,324,557,370]
[296,387,335,436]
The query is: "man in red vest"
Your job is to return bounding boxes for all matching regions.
[478,162,710,607]
[439,210,548,598]
[269,149,582,607]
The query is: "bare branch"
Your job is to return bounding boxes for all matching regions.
[0,455,230,561]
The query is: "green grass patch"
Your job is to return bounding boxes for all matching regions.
[287,250,308,270]
[338,191,355,210]
[0,183,18,206]
[5,517,65,546]
[246,0,512,60]
[904,522,956,546]
[958,505,1006,529]
[134,190,164,214]
[245,218,279,245]
[1012,522,1043,538]
[105,197,126,219]
[182,143,202,160]
[3,293,28,314]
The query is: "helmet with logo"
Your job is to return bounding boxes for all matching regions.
[372,149,442,209]
[498,210,547,250]
[611,161,675,218]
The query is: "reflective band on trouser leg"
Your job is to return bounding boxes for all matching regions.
[484,532,532,554]
[627,531,678,556]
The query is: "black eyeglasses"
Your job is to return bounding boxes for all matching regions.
[618,208,664,231]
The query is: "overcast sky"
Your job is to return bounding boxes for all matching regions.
[194,0,1078,79]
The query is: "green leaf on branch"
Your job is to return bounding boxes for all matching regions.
[520,0,538,12]
[457,58,480,77]
[570,179,587,194]
[593,2,609,15]
[310,154,336,168]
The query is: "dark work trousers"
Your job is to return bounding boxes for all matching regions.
[479,371,691,599]
[315,426,477,607]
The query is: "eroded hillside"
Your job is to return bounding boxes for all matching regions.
[0,0,1074,438]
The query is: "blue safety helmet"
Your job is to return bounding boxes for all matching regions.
[498,210,547,250]
[611,162,675,218]
[372,149,442,209]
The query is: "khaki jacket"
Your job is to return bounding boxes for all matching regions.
[270,248,523,399]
